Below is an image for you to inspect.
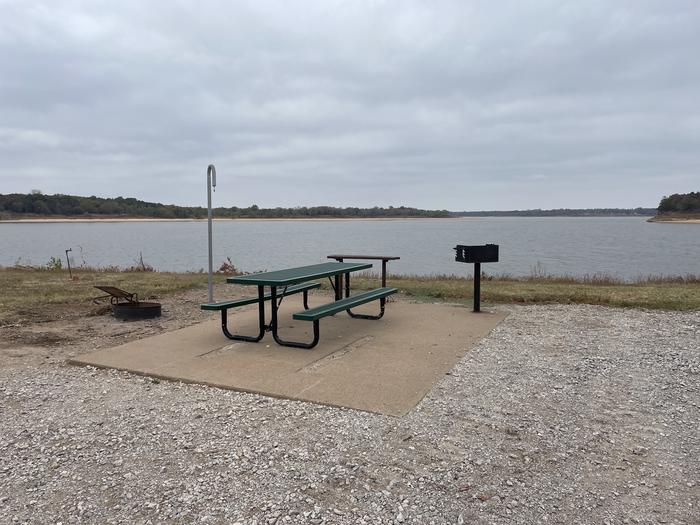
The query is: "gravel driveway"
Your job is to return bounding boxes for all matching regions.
[1,303,698,524]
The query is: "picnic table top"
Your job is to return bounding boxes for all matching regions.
[327,254,400,261]
[227,262,372,286]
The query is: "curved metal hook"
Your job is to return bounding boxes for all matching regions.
[207,164,216,192]
[207,164,217,302]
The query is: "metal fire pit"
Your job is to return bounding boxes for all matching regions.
[111,301,162,320]
[93,285,162,320]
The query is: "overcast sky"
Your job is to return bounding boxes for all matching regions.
[1,1,698,210]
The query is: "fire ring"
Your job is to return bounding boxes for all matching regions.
[112,302,162,320]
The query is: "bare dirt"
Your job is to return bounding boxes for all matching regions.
[0,284,238,368]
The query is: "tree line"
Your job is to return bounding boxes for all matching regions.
[0,192,451,219]
[5,190,693,219]
[657,192,700,214]
[452,207,656,217]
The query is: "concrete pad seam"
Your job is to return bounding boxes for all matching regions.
[296,335,373,372]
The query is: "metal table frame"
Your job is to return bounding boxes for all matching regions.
[327,254,400,319]
[225,262,372,349]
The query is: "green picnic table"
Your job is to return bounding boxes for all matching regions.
[201,261,397,349]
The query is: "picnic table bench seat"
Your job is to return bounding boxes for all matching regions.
[200,282,320,342]
[293,287,397,322]
[200,282,320,311]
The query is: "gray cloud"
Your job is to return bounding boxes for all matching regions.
[1,0,698,210]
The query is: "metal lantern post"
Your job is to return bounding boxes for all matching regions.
[65,248,72,279]
[207,164,217,302]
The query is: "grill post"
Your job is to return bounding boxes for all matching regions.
[474,262,481,312]
[454,244,499,313]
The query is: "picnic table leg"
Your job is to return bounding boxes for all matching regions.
[270,285,320,349]
[220,285,266,342]
[337,257,346,299]
[346,299,386,320]
[344,270,387,320]
[334,274,341,301]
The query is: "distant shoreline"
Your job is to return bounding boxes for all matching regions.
[0,216,475,224]
[0,215,658,224]
[647,216,700,224]
[648,219,700,224]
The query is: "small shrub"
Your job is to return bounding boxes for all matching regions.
[217,257,238,275]
[98,265,123,272]
[45,256,63,271]
[124,252,154,272]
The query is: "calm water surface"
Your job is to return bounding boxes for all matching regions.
[1,218,698,280]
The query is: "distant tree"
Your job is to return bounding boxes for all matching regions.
[658,192,700,214]
[0,192,452,219]
[98,201,119,215]
[32,201,50,215]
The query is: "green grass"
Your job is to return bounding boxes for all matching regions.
[1,267,698,326]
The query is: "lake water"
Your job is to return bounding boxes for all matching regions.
[1,217,698,280]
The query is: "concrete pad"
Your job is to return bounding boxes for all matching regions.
[70,299,506,416]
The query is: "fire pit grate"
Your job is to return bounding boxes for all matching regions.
[93,285,162,320]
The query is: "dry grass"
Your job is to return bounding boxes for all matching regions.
[0,267,208,323]
[348,273,700,311]
[1,266,698,325]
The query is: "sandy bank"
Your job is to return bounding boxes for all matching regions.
[647,217,700,224]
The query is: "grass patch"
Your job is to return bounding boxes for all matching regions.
[0,267,208,323]
[346,273,700,311]
[1,266,698,325]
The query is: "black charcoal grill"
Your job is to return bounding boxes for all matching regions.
[454,244,499,312]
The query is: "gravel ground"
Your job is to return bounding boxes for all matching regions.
[1,303,698,524]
